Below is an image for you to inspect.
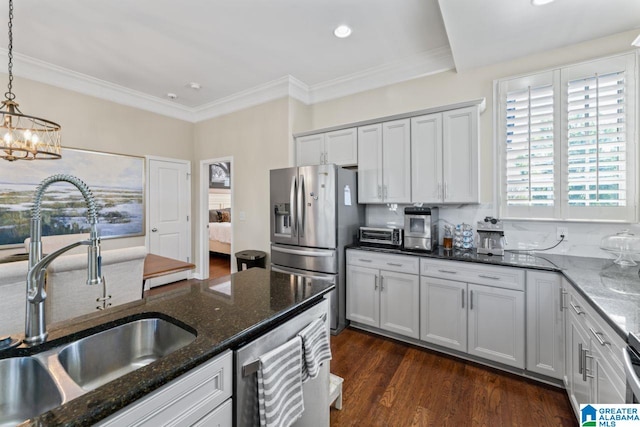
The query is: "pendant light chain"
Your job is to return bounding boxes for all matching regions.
[5,0,13,101]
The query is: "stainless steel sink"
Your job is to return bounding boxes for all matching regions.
[57,317,196,391]
[0,357,63,427]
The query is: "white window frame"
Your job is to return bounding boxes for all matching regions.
[496,52,638,223]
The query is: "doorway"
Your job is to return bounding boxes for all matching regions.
[200,156,233,280]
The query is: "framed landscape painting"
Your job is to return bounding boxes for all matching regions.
[0,147,145,247]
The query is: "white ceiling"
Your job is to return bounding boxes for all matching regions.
[0,0,639,121]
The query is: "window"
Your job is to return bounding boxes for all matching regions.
[497,53,637,222]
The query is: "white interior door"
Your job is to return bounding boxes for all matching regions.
[147,157,191,287]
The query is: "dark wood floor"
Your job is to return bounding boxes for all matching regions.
[209,252,231,278]
[329,328,578,427]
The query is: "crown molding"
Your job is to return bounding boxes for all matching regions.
[1,47,453,123]
[192,75,310,122]
[1,49,195,122]
[307,47,455,104]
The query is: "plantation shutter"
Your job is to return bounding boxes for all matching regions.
[505,84,555,207]
[566,71,627,207]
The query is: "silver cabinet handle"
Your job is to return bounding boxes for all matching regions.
[384,185,387,199]
[151,227,158,232]
[570,302,584,315]
[380,276,384,291]
[444,182,448,200]
[359,258,373,263]
[478,274,500,280]
[374,275,378,290]
[325,152,329,164]
[469,290,474,310]
[437,182,442,199]
[560,288,567,311]
[387,262,402,267]
[438,269,457,274]
[461,289,465,309]
[377,185,382,199]
[320,152,325,164]
[583,350,594,381]
[590,327,610,346]
[578,343,583,374]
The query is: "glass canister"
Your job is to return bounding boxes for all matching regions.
[443,225,453,250]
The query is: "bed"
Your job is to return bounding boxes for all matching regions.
[209,209,231,255]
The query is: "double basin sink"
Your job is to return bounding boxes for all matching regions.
[0,316,196,426]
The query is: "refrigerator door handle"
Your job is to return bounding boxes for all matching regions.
[271,265,336,281]
[298,174,305,238]
[271,246,334,257]
[290,175,297,237]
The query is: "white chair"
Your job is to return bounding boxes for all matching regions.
[45,246,147,324]
[0,260,28,337]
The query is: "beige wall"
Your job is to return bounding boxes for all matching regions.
[0,76,193,254]
[193,97,291,272]
[306,29,640,203]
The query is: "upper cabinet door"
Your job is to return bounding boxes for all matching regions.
[325,128,358,166]
[357,124,383,203]
[442,106,479,203]
[411,113,443,203]
[296,134,325,166]
[381,119,411,203]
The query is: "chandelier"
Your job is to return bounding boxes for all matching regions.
[0,0,60,161]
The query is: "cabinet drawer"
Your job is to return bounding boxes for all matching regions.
[347,250,419,274]
[566,284,625,375]
[420,259,525,291]
[97,350,233,426]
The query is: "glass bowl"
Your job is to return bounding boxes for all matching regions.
[600,230,640,266]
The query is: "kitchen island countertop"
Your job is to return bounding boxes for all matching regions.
[5,268,333,426]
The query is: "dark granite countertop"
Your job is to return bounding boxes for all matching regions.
[4,268,333,426]
[349,245,640,342]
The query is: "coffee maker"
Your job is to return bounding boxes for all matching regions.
[476,217,505,256]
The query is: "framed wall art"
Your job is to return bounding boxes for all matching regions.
[209,162,231,189]
[0,147,145,247]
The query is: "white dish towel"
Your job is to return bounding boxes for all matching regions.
[257,336,305,427]
[298,317,332,382]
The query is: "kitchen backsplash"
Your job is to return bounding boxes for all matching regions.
[365,204,640,260]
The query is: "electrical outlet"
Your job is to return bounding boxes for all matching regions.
[556,227,568,240]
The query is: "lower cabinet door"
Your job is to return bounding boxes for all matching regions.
[592,344,625,404]
[346,265,379,327]
[379,270,419,339]
[420,277,467,352]
[467,283,525,369]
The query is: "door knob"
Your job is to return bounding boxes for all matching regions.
[151,228,158,232]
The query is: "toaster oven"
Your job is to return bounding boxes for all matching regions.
[359,227,403,247]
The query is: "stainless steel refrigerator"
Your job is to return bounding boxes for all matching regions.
[270,164,363,333]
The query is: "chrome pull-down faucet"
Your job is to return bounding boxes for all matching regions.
[24,174,102,346]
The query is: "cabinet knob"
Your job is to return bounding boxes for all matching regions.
[151,228,158,232]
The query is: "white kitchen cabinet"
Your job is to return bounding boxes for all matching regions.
[563,279,626,417]
[347,250,419,339]
[526,270,564,379]
[346,264,379,328]
[467,282,525,368]
[411,106,479,204]
[420,276,467,352]
[97,350,232,427]
[357,119,411,203]
[296,128,357,167]
[420,258,525,369]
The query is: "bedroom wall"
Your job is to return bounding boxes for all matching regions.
[193,97,291,273]
[0,75,193,256]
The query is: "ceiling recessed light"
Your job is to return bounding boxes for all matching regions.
[531,0,555,5]
[188,82,201,90]
[166,93,178,100]
[333,25,352,39]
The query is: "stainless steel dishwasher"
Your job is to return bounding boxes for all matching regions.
[234,298,330,427]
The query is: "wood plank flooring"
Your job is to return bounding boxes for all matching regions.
[330,328,578,427]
